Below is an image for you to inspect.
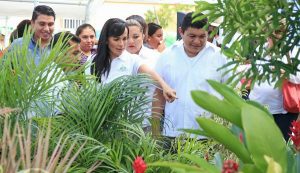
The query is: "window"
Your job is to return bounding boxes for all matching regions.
[63,19,84,29]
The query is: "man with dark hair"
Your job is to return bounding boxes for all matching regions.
[52,32,81,72]
[152,12,229,140]
[52,31,80,47]
[10,5,56,65]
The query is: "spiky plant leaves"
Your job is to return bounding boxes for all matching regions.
[0,117,86,172]
[55,75,153,141]
[0,31,86,119]
[149,161,203,173]
[94,121,163,173]
[181,153,219,173]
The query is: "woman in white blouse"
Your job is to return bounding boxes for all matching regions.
[91,18,176,103]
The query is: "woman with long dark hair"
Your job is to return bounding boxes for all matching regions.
[92,18,176,102]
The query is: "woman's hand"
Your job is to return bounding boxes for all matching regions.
[162,85,177,103]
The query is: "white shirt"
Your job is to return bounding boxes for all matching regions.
[249,81,286,114]
[138,45,160,69]
[249,48,300,114]
[101,51,143,84]
[138,46,161,126]
[84,54,94,75]
[29,63,67,117]
[155,41,228,137]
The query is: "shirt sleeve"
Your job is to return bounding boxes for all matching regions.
[132,54,144,75]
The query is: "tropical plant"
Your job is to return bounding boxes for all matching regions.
[0,30,85,120]
[29,70,183,173]
[194,0,300,87]
[0,115,88,173]
[145,4,194,28]
[150,80,300,173]
[54,75,152,141]
[1,28,248,173]
[0,31,96,172]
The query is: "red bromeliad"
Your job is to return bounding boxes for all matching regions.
[133,156,147,173]
[289,120,300,151]
[222,160,239,173]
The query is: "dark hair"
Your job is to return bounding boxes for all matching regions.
[148,22,162,36]
[32,5,56,21]
[9,19,31,43]
[92,18,128,79]
[181,12,207,33]
[52,31,80,47]
[75,23,96,36]
[126,15,147,42]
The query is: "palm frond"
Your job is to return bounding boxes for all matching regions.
[56,75,152,141]
[0,117,85,172]
[0,32,87,120]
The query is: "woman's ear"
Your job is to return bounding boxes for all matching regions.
[178,27,183,37]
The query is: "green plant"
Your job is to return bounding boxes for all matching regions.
[95,122,164,173]
[150,80,300,173]
[53,75,152,141]
[0,116,87,172]
[194,0,300,87]
[145,4,194,28]
[0,31,86,120]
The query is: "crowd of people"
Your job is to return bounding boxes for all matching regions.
[1,4,299,145]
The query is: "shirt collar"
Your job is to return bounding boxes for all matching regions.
[30,36,51,49]
[115,50,129,61]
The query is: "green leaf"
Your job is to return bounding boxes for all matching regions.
[191,90,242,128]
[245,100,271,117]
[181,129,209,137]
[241,104,287,172]
[196,118,252,163]
[207,80,245,107]
[183,153,219,173]
[223,29,237,46]
[296,153,300,173]
[265,156,283,173]
[148,161,204,173]
[241,164,262,173]
[286,144,295,173]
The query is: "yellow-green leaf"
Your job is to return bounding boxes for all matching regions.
[196,118,252,163]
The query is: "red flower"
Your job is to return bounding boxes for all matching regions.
[133,156,147,173]
[289,120,300,151]
[222,160,239,173]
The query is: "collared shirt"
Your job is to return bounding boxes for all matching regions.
[80,48,97,65]
[155,41,228,138]
[101,51,143,84]
[10,37,51,65]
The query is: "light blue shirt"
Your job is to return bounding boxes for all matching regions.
[10,37,51,65]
